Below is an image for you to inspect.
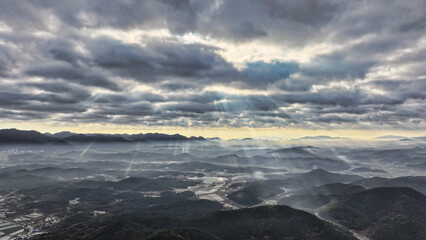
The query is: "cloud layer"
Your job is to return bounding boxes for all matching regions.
[0,0,425,130]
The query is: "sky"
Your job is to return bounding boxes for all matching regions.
[1,0,426,139]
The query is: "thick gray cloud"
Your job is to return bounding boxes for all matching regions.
[89,38,237,83]
[26,64,121,91]
[0,0,425,130]
[0,0,342,43]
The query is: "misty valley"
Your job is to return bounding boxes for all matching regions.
[0,130,425,240]
[2,0,426,239]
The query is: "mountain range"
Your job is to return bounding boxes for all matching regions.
[0,129,206,144]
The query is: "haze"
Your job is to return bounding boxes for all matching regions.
[0,1,425,240]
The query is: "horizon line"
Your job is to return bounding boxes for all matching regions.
[2,127,426,141]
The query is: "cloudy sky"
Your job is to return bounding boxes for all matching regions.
[1,0,426,138]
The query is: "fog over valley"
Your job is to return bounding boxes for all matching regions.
[0,129,425,240]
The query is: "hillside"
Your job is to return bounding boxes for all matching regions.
[38,205,357,240]
[351,176,426,194]
[227,184,284,206]
[278,183,365,210]
[369,215,426,240]
[318,187,426,239]
[226,170,363,206]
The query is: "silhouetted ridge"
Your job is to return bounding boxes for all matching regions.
[125,133,206,141]
[0,128,67,144]
[63,134,130,143]
[0,128,207,144]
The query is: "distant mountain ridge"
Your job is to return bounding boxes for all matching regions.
[295,135,349,140]
[63,134,131,143]
[0,128,206,144]
[375,135,407,139]
[375,135,426,141]
[0,128,67,144]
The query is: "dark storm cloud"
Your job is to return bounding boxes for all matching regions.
[18,103,87,113]
[271,88,402,107]
[19,35,297,89]
[310,105,375,115]
[158,81,204,91]
[0,45,17,77]
[47,46,82,67]
[0,0,425,129]
[0,1,183,31]
[399,15,426,32]
[92,91,166,104]
[302,53,374,79]
[161,102,217,114]
[95,102,154,116]
[89,38,237,83]
[25,64,121,91]
[371,79,426,102]
[0,109,47,120]
[229,21,268,40]
[0,92,29,107]
[203,0,343,43]
[0,90,80,106]
[26,81,91,95]
[315,114,358,123]
[0,87,89,111]
[0,0,423,45]
[160,93,279,113]
[242,61,299,85]
[217,95,279,112]
[0,0,342,43]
